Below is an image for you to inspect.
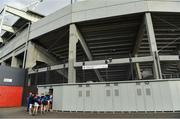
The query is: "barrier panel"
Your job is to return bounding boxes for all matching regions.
[38,79,180,112]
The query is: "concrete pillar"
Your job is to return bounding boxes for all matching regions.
[135,63,142,79]
[133,19,145,80]
[26,41,68,79]
[25,41,37,68]
[11,55,18,67]
[145,13,162,79]
[11,54,22,68]
[135,54,142,80]
[68,24,78,83]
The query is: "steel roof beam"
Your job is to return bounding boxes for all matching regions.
[5,5,41,22]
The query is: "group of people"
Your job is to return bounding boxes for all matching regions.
[27,92,53,116]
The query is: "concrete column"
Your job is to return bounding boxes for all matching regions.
[133,18,145,80]
[25,41,37,68]
[11,54,22,68]
[135,54,142,80]
[26,41,68,79]
[11,55,18,67]
[68,24,78,83]
[135,63,142,79]
[145,13,162,79]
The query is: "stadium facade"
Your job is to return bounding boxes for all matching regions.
[1,0,180,111]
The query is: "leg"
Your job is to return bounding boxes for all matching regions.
[29,104,32,115]
[40,105,43,114]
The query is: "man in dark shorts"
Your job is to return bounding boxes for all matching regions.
[27,92,32,112]
[29,93,35,115]
[40,93,47,114]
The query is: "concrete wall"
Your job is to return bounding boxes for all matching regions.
[38,79,180,112]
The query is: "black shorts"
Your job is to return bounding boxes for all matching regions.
[42,101,47,105]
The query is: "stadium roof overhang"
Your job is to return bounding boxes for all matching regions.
[31,11,180,81]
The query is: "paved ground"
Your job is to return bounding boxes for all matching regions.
[0,107,180,118]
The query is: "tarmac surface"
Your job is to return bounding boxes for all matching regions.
[0,107,180,118]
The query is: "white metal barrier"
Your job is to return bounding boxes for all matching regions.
[37,79,180,112]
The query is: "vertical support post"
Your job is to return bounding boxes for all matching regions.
[133,17,145,80]
[136,63,142,79]
[145,13,162,79]
[25,41,36,68]
[135,55,142,80]
[68,24,78,83]
[11,54,19,67]
[23,22,31,68]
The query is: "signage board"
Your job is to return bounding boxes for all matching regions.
[3,78,13,83]
[82,64,108,70]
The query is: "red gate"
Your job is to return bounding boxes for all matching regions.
[0,86,23,107]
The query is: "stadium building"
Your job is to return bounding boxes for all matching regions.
[0,0,180,112]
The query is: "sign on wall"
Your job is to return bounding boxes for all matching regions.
[82,64,108,70]
[3,78,13,83]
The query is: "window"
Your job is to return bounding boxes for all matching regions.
[106,90,111,96]
[137,89,142,96]
[114,89,119,96]
[86,90,90,97]
[146,88,151,96]
[78,91,82,97]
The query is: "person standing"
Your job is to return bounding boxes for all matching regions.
[29,93,35,115]
[33,93,40,115]
[27,92,32,112]
[40,93,47,114]
[49,94,53,111]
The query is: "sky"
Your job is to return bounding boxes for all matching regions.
[0,0,85,35]
[0,0,73,15]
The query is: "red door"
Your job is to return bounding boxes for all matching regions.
[0,86,23,107]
